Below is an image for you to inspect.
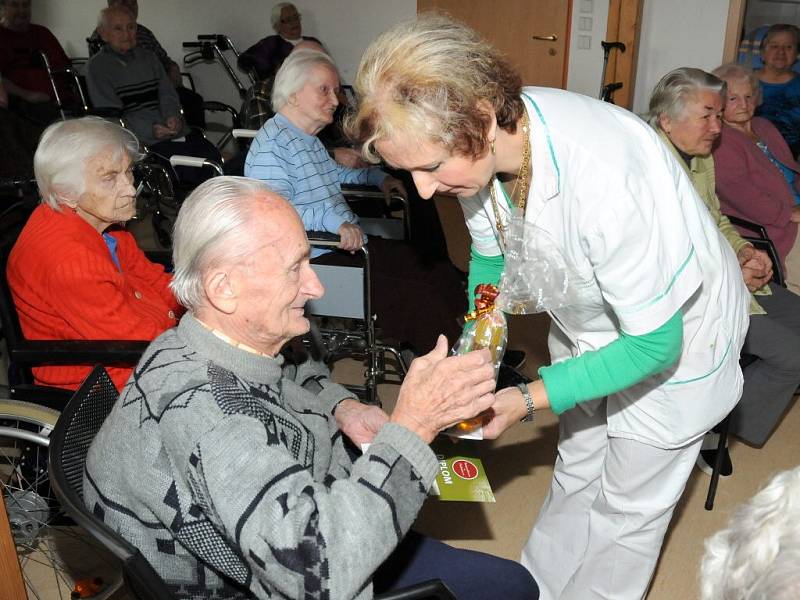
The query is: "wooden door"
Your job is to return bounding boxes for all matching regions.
[417,0,571,88]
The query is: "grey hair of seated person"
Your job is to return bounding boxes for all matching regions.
[34,116,141,210]
[759,23,800,53]
[97,4,134,29]
[646,67,726,129]
[700,466,800,600]
[712,63,763,106]
[271,48,339,113]
[170,176,276,312]
[271,2,297,30]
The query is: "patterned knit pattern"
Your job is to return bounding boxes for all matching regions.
[84,315,438,599]
[243,113,386,257]
[86,45,184,146]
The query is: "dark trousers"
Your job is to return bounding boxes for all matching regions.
[313,236,466,353]
[373,530,539,600]
[733,282,800,445]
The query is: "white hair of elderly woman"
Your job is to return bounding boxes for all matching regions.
[646,67,726,129]
[170,176,274,312]
[271,48,338,113]
[712,63,763,107]
[700,466,800,600]
[271,2,296,30]
[33,116,141,210]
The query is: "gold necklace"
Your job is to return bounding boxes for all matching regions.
[488,112,532,249]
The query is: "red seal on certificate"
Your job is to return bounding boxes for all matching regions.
[452,459,479,480]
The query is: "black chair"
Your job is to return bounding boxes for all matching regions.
[47,365,173,600]
[704,215,783,511]
[49,365,452,599]
[0,204,148,409]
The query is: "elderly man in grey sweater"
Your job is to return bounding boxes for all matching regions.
[84,176,538,600]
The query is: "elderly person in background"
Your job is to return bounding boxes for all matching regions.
[245,49,466,354]
[348,16,748,600]
[86,5,220,183]
[87,0,206,128]
[754,24,800,158]
[712,63,800,294]
[84,176,538,600]
[0,0,70,124]
[700,466,800,600]
[6,117,180,390]
[650,67,800,468]
[239,2,322,81]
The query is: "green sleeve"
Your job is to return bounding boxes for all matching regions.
[540,310,683,415]
[467,246,504,302]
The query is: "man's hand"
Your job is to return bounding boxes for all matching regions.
[737,246,773,291]
[333,147,368,168]
[380,176,407,201]
[337,222,364,252]
[153,123,174,140]
[390,335,496,443]
[334,399,389,446]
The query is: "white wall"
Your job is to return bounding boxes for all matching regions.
[32,0,734,120]
[32,0,417,115]
[632,0,730,115]
[567,0,612,99]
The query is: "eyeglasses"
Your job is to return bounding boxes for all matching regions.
[280,14,301,25]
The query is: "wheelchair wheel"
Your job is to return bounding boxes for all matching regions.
[0,400,122,600]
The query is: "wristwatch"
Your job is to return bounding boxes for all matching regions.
[517,381,535,422]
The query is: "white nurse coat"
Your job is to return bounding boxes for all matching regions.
[460,87,749,449]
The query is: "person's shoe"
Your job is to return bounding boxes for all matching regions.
[502,349,526,370]
[696,447,733,477]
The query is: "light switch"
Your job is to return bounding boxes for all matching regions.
[578,35,591,50]
[580,0,593,13]
[579,17,593,31]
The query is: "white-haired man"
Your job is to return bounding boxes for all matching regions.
[84,177,539,600]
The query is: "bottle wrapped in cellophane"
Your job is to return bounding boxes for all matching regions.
[446,283,508,439]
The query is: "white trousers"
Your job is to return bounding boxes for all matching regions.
[521,400,702,600]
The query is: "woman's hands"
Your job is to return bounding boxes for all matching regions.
[482,379,550,439]
[337,222,364,252]
[737,245,773,291]
[390,335,496,443]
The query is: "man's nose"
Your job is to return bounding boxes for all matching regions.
[303,266,325,300]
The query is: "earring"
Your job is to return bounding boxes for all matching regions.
[490,138,496,155]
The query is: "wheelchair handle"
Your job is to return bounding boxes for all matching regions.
[169,155,224,176]
[232,128,258,139]
[182,41,204,48]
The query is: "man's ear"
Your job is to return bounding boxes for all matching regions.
[204,269,238,315]
[658,113,672,135]
[476,98,498,144]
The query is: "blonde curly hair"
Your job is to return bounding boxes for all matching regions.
[345,14,524,164]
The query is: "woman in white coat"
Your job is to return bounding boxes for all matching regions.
[346,15,750,600]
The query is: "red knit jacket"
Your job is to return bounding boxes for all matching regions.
[7,204,181,391]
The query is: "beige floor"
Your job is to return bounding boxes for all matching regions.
[20,196,800,599]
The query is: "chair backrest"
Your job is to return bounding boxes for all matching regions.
[48,365,175,600]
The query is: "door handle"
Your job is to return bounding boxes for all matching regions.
[532,35,558,41]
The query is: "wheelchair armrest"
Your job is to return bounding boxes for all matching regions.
[307,231,341,247]
[375,579,456,600]
[725,214,769,240]
[10,339,149,365]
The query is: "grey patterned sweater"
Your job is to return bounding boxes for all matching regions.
[84,315,438,599]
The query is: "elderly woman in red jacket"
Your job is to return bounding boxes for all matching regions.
[712,63,800,294]
[7,116,181,391]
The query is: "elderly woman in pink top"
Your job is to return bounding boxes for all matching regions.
[712,63,800,294]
